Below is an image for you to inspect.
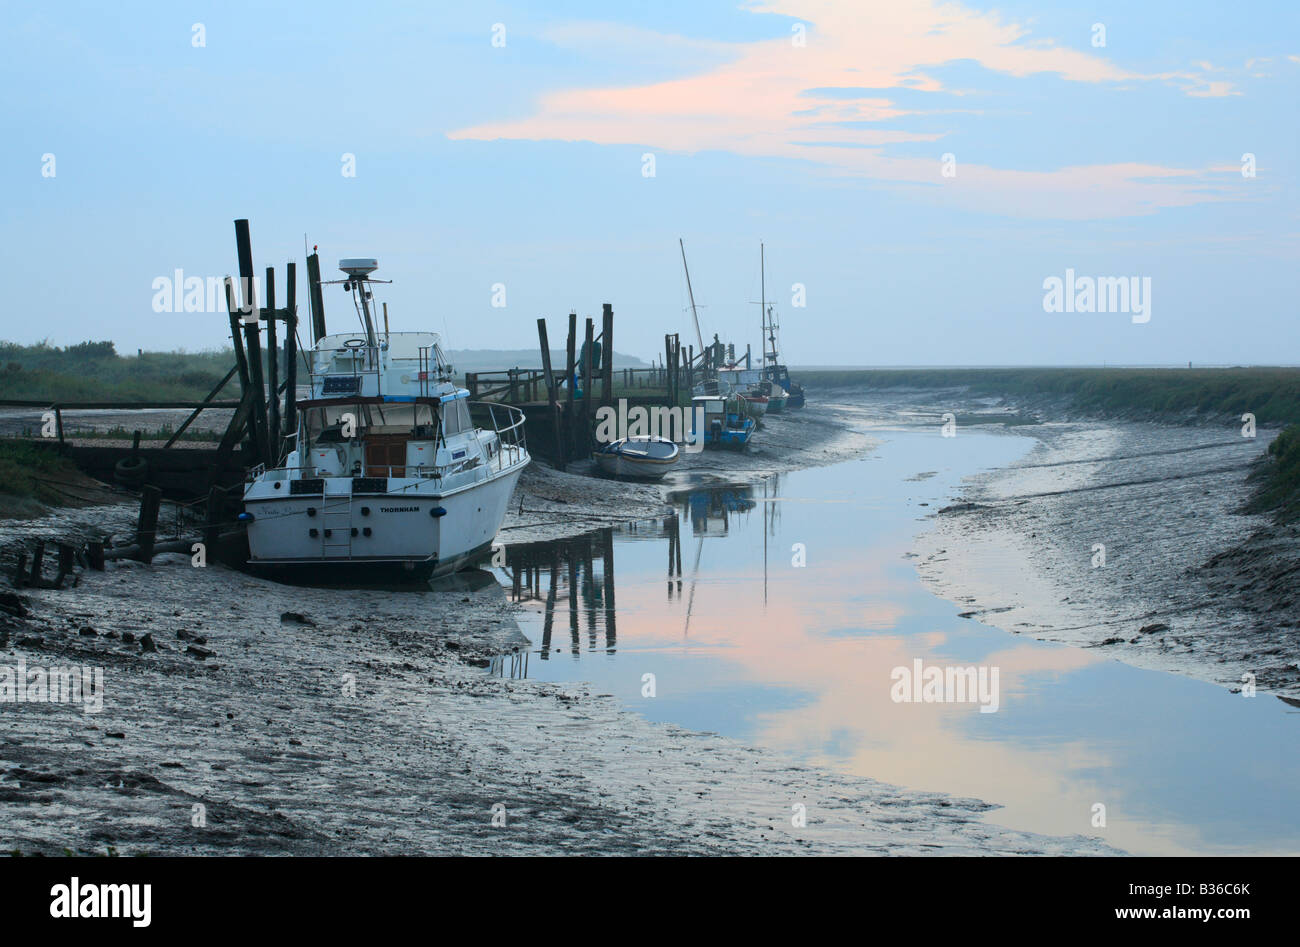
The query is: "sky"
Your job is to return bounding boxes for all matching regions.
[1,0,1296,366]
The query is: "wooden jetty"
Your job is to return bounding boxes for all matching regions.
[465,310,705,470]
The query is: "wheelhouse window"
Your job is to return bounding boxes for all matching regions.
[441,397,472,437]
[302,401,439,453]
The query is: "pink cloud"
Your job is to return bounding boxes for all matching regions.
[450,0,1239,219]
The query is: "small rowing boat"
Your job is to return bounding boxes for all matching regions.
[594,436,681,480]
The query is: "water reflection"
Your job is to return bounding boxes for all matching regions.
[495,481,768,661]
[489,435,1300,856]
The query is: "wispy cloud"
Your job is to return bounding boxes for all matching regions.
[450,0,1242,219]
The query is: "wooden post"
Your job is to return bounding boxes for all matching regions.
[234,220,268,467]
[582,318,594,454]
[54,407,64,444]
[135,485,162,564]
[306,250,327,343]
[265,265,280,461]
[601,302,614,408]
[28,542,44,586]
[55,544,75,587]
[204,485,223,552]
[284,260,298,444]
[224,276,258,458]
[565,311,577,457]
[537,318,565,471]
[664,336,672,401]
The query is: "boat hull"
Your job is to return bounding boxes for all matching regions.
[243,465,525,576]
[595,453,676,480]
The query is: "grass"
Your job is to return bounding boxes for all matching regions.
[798,367,1300,426]
[0,340,240,402]
[798,366,1300,523]
[0,441,83,504]
[1245,425,1300,523]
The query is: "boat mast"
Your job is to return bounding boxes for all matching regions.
[680,238,706,358]
[760,242,767,374]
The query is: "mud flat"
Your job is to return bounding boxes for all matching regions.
[0,555,1117,855]
[500,399,878,544]
[911,415,1298,697]
[0,397,1116,855]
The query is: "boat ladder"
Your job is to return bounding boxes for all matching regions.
[321,493,353,557]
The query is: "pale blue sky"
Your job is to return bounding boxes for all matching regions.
[2,1,1296,365]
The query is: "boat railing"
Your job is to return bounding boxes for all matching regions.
[247,462,444,484]
[469,401,528,473]
[308,338,381,394]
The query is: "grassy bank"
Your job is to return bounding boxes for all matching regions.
[1245,426,1300,523]
[799,367,1300,426]
[0,341,233,402]
[0,441,83,505]
[799,366,1300,522]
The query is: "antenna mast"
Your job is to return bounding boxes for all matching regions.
[680,238,705,356]
[760,242,767,371]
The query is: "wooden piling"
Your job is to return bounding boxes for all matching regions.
[135,485,162,563]
[28,543,44,586]
[601,303,614,408]
[306,251,327,344]
[55,544,75,587]
[234,220,267,467]
[283,260,298,443]
[565,311,577,457]
[265,265,280,461]
[537,318,566,471]
[582,318,595,453]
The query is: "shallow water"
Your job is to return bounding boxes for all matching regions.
[492,429,1300,856]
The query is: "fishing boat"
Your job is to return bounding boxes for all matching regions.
[764,380,788,414]
[738,390,767,420]
[716,367,767,419]
[594,435,680,480]
[242,257,530,576]
[756,243,805,410]
[691,394,755,449]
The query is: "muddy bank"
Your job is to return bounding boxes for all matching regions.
[501,400,876,544]
[0,557,1114,856]
[0,396,1117,855]
[909,412,1298,697]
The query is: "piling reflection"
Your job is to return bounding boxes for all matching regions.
[494,481,765,669]
[669,481,758,534]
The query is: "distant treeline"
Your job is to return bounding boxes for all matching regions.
[798,366,1300,522]
[0,340,235,402]
[0,340,653,403]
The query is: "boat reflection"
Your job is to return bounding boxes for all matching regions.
[493,481,765,670]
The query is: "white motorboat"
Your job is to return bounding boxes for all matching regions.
[242,257,530,576]
[594,436,680,480]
